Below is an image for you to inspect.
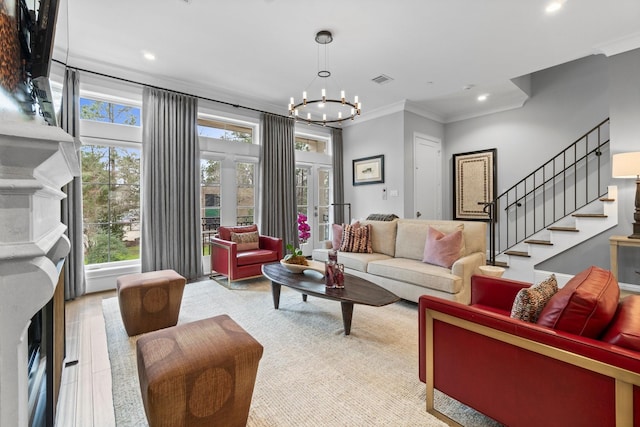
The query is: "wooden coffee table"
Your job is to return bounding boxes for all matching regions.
[262,262,400,335]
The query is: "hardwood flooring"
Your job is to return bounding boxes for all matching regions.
[55,290,117,427]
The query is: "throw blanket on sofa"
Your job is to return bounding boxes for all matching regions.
[366,213,399,221]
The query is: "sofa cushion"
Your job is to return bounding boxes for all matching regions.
[536,266,619,338]
[218,224,258,241]
[395,220,464,261]
[230,230,259,251]
[601,295,640,352]
[510,274,558,323]
[340,223,372,253]
[362,219,398,257]
[422,226,464,268]
[337,252,392,273]
[236,249,279,266]
[367,258,462,294]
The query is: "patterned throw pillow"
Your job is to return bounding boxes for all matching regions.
[339,223,372,253]
[510,275,558,323]
[230,231,260,251]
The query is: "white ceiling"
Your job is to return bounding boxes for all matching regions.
[53,0,640,123]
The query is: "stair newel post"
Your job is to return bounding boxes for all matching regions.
[480,201,497,266]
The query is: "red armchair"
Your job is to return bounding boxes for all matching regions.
[210,225,283,282]
[419,273,640,427]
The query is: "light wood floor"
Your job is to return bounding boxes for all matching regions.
[55,290,117,427]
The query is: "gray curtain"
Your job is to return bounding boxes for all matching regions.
[141,87,203,280]
[260,113,297,247]
[331,128,345,224]
[60,68,86,300]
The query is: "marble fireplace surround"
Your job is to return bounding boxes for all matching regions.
[0,117,78,427]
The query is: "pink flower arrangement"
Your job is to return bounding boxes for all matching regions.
[297,213,311,243]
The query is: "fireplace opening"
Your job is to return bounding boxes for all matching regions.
[27,302,53,427]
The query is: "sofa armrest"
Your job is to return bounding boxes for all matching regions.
[470,275,531,311]
[450,252,485,304]
[210,236,237,275]
[259,235,284,259]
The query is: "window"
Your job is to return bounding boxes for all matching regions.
[79,97,141,126]
[200,159,221,254]
[81,144,141,264]
[317,168,331,241]
[295,167,310,219]
[236,162,255,225]
[197,118,253,143]
[295,135,327,154]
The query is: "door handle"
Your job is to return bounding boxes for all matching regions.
[416,211,422,218]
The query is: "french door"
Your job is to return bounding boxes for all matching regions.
[296,165,331,256]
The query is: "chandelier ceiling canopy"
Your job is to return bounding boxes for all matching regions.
[288,30,361,126]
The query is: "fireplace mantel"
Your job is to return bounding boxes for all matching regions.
[0,116,78,427]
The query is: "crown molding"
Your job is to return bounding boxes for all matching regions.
[593,32,640,57]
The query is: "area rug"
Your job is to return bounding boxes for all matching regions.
[103,277,502,426]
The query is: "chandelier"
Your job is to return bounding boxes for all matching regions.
[288,30,361,126]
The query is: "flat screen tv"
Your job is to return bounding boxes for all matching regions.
[0,0,59,125]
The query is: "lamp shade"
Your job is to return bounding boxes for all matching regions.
[612,152,640,178]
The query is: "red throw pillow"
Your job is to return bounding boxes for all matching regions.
[601,295,640,352]
[218,224,258,241]
[536,266,619,338]
[422,226,463,268]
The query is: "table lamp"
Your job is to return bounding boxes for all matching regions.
[612,152,640,239]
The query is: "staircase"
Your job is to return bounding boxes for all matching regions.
[487,118,617,282]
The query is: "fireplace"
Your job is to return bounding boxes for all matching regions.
[0,113,78,427]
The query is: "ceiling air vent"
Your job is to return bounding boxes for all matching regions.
[372,74,394,85]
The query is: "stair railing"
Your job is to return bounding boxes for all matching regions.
[487,118,610,265]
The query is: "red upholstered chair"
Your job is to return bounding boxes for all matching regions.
[210,224,283,282]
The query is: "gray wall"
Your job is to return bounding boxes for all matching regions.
[342,52,639,284]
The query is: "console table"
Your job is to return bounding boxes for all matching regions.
[609,235,640,281]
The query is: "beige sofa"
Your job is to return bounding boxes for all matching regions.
[312,219,487,304]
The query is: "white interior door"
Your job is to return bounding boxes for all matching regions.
[414,134,442,219]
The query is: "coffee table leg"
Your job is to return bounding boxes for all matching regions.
[302,294,307,302]
[340,302,354,335]
[271,282,281,309]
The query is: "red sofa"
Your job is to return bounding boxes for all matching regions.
[210,225,283,282]
[419,272,640,427]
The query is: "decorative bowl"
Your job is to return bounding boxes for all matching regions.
[280,259,325,274]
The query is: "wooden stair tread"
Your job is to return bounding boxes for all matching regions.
[599,198,615,202]
[571,213,607,218]
[524,239,553,245]
[492,261,509,268]
[547,226,579,232]
[504,250,531,257]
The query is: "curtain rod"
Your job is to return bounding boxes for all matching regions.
[52,59,340,130]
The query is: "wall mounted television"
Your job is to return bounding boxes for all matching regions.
[0,0,59,125]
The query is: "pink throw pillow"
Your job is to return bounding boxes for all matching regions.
[332,224,343,250]
[422,226,463,268]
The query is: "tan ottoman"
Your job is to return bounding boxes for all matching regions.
[117,269,186,336]
[136,315,264,427]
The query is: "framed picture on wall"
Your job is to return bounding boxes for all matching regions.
[353,155,385,186]
[452,148,497,221]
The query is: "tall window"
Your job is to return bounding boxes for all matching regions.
[80,97,141,265]
[317,168,331,241]
[197,118,253,143]
[200,159,221,253]
[81,145,141,264]
[295,135,327,153]
[295,167,310,219]
[236,162,255,225]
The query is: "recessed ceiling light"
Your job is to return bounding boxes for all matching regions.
[545,1,563,14]
[143,51,156,61]
[477,94,489,102]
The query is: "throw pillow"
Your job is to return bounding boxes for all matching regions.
[230,230,259,251]
[510,275,558,323]
[422,226,463,268]
[218,224,258,241]
[536,265,619,338]
[601,295,640,352]
[340,223,372,253]
[331,224,343,250]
